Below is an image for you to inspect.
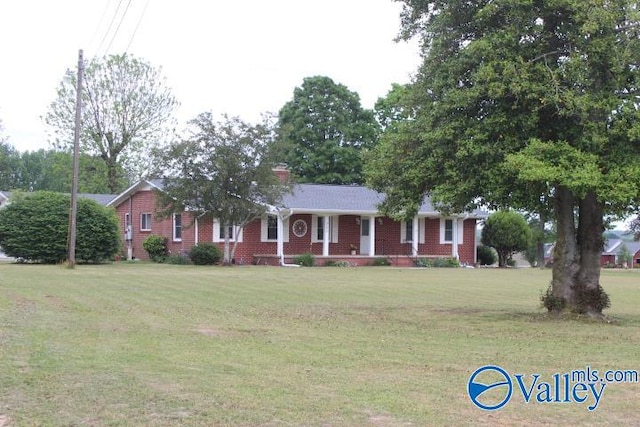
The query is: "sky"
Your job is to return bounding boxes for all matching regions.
[0,0,421,153]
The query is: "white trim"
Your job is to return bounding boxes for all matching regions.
[172,213,182,242]
[439,218,464,245]
[400,220,415,243]
[311,215,339,243]
[212,219,244,243]
[261,214,289,242]
[140,213,152,231]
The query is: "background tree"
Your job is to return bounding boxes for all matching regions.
[276,76,379,184]
[524,215,555,267]
[45,53,179,193]
[481,211,531,268]
[618,243,632,268]
[0,141,21,190]
[367,0,640,316]
[374,83,414,130]
[156,113,289,264]
[0,191,119,263]
[17,150,123,194]
[627,217,640,241]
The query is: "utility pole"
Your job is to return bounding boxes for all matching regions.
[68,49,83,268]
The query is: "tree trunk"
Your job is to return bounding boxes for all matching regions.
[575,191,608,316]
[549,187,609,316]
[536,212,546,268]
[106,155,120,194]
[551,186,580,309]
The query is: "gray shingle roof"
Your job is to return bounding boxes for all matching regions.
[110,180,486,217]
[81,193,118,206]
[281,183,486,217]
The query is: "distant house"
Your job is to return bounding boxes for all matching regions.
[601,239,640,268]
[106,172,488,266]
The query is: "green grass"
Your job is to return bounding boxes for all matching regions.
[0,264,639,426]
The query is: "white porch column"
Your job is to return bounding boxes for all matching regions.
[412,216,419,256]
[322,216,330,256]
[195,216,199,245]
[277,214,284,259]
[452,217,459,260]
[369,216,376,257]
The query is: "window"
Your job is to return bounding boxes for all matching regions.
[261,215,289,242]
[311,215,339,243]
[316,216,324,241]
[140,213,152,231]
[124,213,132,240]
[440,218,464,244]
[267,215,278,240]
[444,219,453,242]
[220,224,234,240]
[404,221,413,242]
[213,219,243,242]
[402,219,425,244]
[173,214,182,241]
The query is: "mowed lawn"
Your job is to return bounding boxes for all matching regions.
[0,264,639,426]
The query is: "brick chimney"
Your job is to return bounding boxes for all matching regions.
[273,165,291,183]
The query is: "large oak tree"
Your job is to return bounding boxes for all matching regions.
[366,0,640,316]
[46,54,178,193]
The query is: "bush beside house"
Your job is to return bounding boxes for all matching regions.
[0,191,120,263]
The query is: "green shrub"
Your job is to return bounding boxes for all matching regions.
[189,243,222,265]
[432,257,460,268]
[0,191,120,264]
[371,257,391,266]
[294,252,315,267]
[476,245,497,266]
[414,258,433,267]
[325,260,351,267]
[414,257,460,268]
[540,284,566,312]
[142,234,167,262]
[166,253,192,265]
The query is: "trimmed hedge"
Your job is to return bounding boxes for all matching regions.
[189,243,222,265]
[0,191,120,263]
[142,234,167,263]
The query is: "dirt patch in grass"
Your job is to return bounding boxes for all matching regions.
[194,327,225,337]
[44,294,68,310]
[194,327,269,338]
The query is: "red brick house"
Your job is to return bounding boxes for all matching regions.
[106,177,487,266]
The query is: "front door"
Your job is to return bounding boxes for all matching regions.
[360,218,370,255]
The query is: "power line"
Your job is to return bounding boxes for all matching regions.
[86,0,113,55]
[95,0,124,56]
[125,0,151,53]
[104,0,133,55]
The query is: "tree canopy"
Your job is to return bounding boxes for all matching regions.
[155,113,289,264]
[45,53,179,193]
[276,75,379,184]
[366,0,640,315]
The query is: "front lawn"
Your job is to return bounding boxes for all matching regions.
[0,264,638,426]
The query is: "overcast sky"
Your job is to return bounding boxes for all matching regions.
[0,0,421,152]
